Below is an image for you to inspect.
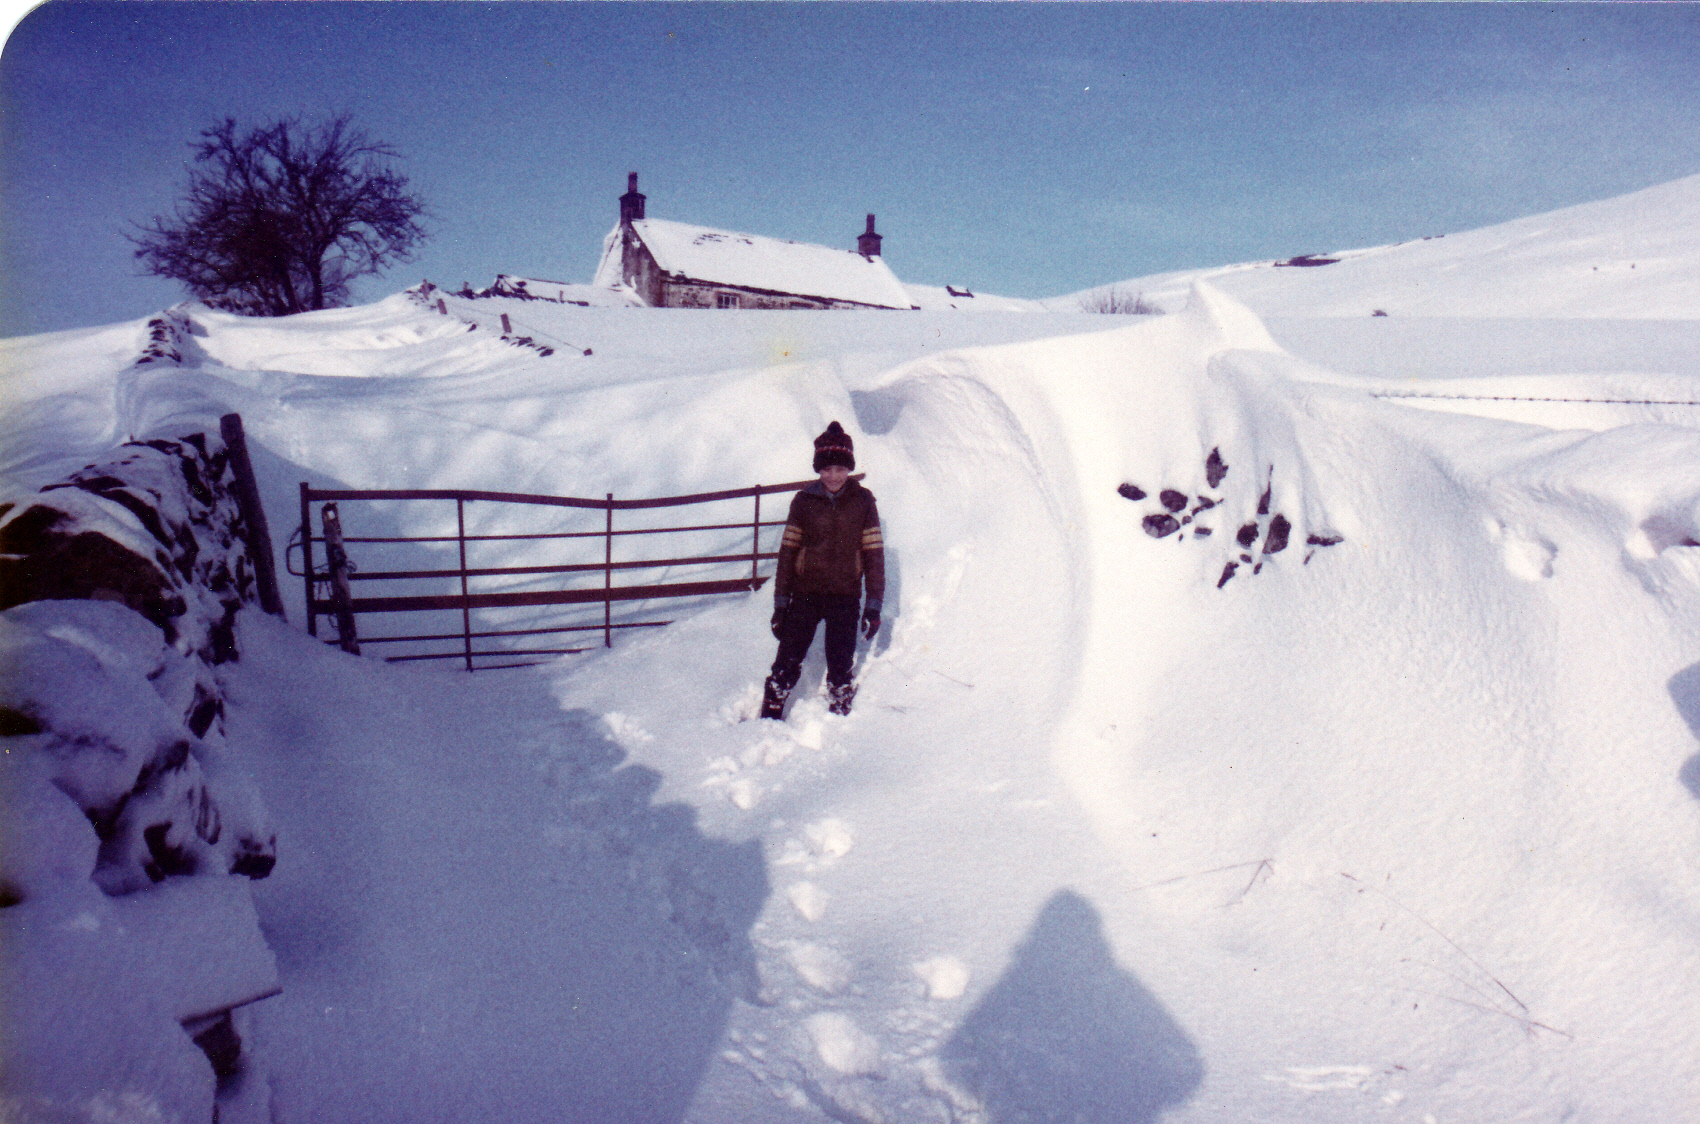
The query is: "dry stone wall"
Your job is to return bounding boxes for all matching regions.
[0,425,281,1121]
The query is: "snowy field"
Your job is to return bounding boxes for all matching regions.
[5,177,1700,1123]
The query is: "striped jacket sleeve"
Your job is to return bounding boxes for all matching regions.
[774,493,806,602]
[861,495,885,608]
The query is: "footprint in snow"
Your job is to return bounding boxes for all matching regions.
[787,941,853,994]
[804,818,855,859]
[805,1012,884,1077]
[788,714,826,750]
[601,711,654,748]
[740,735,795,769]
[770,820,853,869]
[726,777,761,810]
[719,683,764,724]
[788,880,828,921]
[911,955,971,1000]
[1488,520,1557,580]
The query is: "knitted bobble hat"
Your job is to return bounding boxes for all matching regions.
[813,420,855,471]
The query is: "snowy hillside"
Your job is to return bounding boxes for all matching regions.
[5,178,1700,1123]
[1062,173,1700,320]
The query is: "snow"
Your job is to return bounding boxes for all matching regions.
[902,283,1046,313]
[1062,172,1700,320]
[479,274,640,307]
[805,1012,883,1077]
[597,218,913,309]
[912,956,971,1002]
[3,873,279,1118]
[6,174,1700,1122]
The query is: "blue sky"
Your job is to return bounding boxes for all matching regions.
[3,1,1699,337]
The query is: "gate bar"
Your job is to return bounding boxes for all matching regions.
[604,494,613,647]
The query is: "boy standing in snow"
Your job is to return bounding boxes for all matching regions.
[761,421,885,719]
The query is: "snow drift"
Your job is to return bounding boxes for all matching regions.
[4,175,1700,1123]
[1066,172,1700,320]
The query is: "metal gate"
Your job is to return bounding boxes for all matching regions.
[291,477,829,670]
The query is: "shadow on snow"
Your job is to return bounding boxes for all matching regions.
[234,631,767,1124]
[942,889,1204,1124]
[1664,663,1700,802]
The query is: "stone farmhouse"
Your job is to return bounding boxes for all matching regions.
[593,174,915,310]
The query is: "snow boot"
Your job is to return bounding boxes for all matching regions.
[827,681,857,716]
[760,675,791,720]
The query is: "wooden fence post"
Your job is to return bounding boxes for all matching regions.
[320,503,360,656]
[220,414,285,619]
[751,488,761,584]
[300,483,317,637]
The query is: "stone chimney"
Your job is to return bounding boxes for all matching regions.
[620,172,646,224]
[857,214,882,258]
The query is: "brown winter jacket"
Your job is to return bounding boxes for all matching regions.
[774,479,885,606]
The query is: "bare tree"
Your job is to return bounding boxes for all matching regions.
[132,116,427,316]
[1079,287,1163,315]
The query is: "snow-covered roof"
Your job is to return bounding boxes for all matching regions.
[624,218,913,309]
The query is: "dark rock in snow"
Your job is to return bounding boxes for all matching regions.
[1306,533,1344,547]
[230,844,277,880]
[1205,448,1228,489]
[141,821,198,882]
[1117,483,1147,502]
[187,685,222,738]
[1193,526,1213,537]
[190,1012,244,1078]
[0,435,257,661]
[1159,489,1188,513]
[1142,514,1180,539]
[0,707,42,736]
[1236,523,1259,548]
[0,516,185,636]
[1216,561,1238,588]
[1257,482,1272,516]
[1262,514,1291,554]
[1192,496,1216,512]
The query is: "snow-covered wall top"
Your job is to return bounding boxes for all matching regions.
[902,282,1047,313]
[468,275,639,308]
[607,218,913,309]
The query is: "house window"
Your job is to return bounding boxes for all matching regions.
[716,292,740,309]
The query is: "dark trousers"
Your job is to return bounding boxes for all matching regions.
[769,593,860,692]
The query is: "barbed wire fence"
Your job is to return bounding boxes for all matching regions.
[1371,392,1700,407]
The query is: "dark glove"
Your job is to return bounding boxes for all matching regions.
[860,604,881,640]
[771,597,790,640]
